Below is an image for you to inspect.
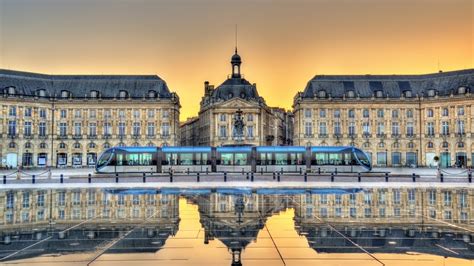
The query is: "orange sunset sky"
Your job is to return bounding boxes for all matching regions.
[0,0,472,120]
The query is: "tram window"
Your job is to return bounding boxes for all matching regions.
[163,153,177,165]
[220,153,233,165]
[329,153,342,165]
[97,151,113,167]
[343,152,353,165]
[179,153,193,165]
[125,153,153,166]
[315,153,328,165]
[234,153,248,165]
[355,150,370,166]
[201,153,209,165]
[275,153,288,165]
[116,152,124,166]
[290,153,305,165]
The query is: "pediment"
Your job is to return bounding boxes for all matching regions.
[215,97,259,108]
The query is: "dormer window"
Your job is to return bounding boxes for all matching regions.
[375,90,383,98]
[318,90,326,98]
[228,93,233,99]
[90,90,99,98]
[240,92,246,99]
[61,90,69,98]
[8,87,16,95]
[119,90,128,99]
[38,89,46,97]
[346,90,355,98]
[458,86,467,94]
[427,89,436,97]
[148,90,156,98]
[404,90,412,98]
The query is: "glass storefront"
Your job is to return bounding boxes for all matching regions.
[406,152,417,167]
[391,152,401,166]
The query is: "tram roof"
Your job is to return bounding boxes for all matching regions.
[162,146,212,153]
[114,146,157,153]
[217,146,253,152]
[310,146,355,152]
[257,146,306,152]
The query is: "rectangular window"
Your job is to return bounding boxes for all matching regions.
[377,122,384,135]
[304,109,312,118]
[40,123,48,137]
[162,109,169,118]
[59,122,67,136]
[24,107,32,117]
[219,125,227,137]
[247,125,253,138]
[391,122,399,136]
[147,122,155,136]
[89,123,97,136]
[104,109,111,119]
[429,190,436,205]
[161,122,170,136]
[75,109,81,118]
[8,121,16,136]
[406,122,414,136]
[119,109,125,118]
[74,122,81,136]
[60,109,67,119]
[348,122,356,136]
[89,109,96,118]
[334,122,341,135]
[133,109,140,118]
[392,152,401,165]
[9,106,16,116]
[444,191,452,206]
[319,109,326,118]
[393,190,401,205]
[39,108,47,118]
[363,122,370,135]
[133,122,140,136]
[377,109,384,118]
[104,122,112,136]
[24,121,32,136]
[427,122,435,136]
[305,122,312,136]
[458,106,465,116]
[334,109,341,118]
[147,109,155,118]
[457,120,465,134]
[319,122,327,135]
[118,122,126,136]
[441,121,449,135]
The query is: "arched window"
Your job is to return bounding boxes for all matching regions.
[404,90,412,98]
[227,93,233,99]
[375,90,383,98]
[8,142,16,149]
[148,90,156,98]
[59,143,67,149]
[24,142,32,149]
[427,109,434,117]
[8,87,16,95]
[378,142,385,148]
[363,142,370,148]
[37,89,46,97]
[61,90,69,99]
[73,143,81,149]
[407,142,415,149]
[427,89,436,97]
[103,143,110,149]
[39,143,47,149]
[458,142,465,148]
[90,90,99,98]
[119,90,128,99]
[318,90,327,98]
[392,142,400,148]
[346,90,355,98]
[458,86,466,94]
[442,141,449,148]
[427,142,434,149]
[88,142,96,149]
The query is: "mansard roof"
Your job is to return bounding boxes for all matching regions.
[301,68,474,99]
[0,69,173,98]
[211,77,260,101]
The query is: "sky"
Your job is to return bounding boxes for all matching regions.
[0,0,472,120]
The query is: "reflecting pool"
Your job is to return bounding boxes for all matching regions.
[0,187,473,265]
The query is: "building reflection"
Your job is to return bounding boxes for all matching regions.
[0,188,179,261]
[293,188,474,259]
[189,191,290,265]
[0,187,473,263]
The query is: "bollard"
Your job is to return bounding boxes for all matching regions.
[251,172,254,182]
[143,173,146,183]
[468,171,472,183]
[246,172,249,180]
[261,168,263,175]
[331,172,334,182]
[206,168,209,174]
[3,175,6,185]
[32,175,36,184]
[242,168,245,175]
[358,172,361,182]
[385,172,389,182]
[304,172,307,182]
[277,172,281,182]
[299,168,302,174]
[197,172,200,182]
[335,168,338,175]
[281,168,283,174]
[115,173,119,183]
[60,174,64,184]
[170,172,173,183]
[88,173,92,184]
[224,172,227,182]
[412,173,416,182]
[318,168,321,175]
[187,168,190,175]
[273,172,276,180]
[440,173,444,183]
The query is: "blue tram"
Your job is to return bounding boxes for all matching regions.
[96,145,371,174]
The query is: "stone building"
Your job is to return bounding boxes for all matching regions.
[293,69,474,167]
[181,48,292,147]
[179,117,199,146]
[0,69,180,168]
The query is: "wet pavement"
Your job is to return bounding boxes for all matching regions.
[0,187,473,265]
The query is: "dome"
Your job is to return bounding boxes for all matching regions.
[231,52,241,64]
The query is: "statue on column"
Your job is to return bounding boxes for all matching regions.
[232,109,245,141]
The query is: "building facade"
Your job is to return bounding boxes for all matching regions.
[181,48,292,147]
[0,69,180,168]
[293,69,474,167]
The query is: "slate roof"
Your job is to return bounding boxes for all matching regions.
[301,69,474,98]
[0,69,173,98]
[211,77,260,101]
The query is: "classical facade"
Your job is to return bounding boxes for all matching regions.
[0,69,180,168]
[293,69,474,167]
[180,48,292,147]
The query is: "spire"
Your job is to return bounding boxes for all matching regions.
[235,24,238,54]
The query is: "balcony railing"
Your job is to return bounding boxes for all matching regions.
[87,135,97,140]
[73,135,83,140]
